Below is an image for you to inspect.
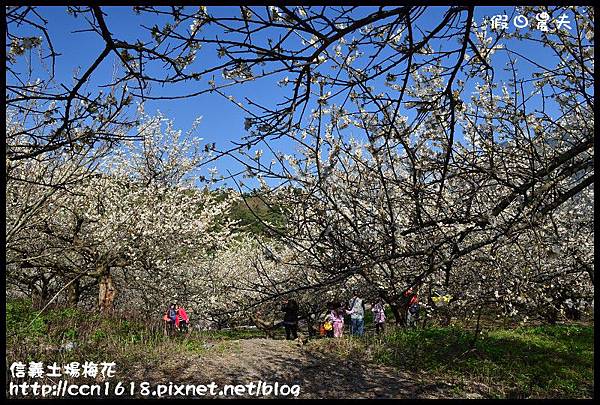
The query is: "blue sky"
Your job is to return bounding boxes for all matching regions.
[7,6,587,189]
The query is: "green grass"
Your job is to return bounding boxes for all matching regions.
[309,323,594,398]
[6,299,593,398]
[229,194,286,236]
[4,299,241,380]
[6,299,49,337]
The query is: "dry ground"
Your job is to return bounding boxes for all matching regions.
[128,337,485,399]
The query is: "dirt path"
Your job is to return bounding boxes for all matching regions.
[135,338,476,399]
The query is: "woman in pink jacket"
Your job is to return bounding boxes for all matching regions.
[176,303,190,333]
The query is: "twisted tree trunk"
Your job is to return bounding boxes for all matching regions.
[388,302,404,326]
[98,265,115,315]
[31,281,49,310]
[68,278,80,307]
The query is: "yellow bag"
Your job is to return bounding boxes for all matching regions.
[323,321,333,331]
[432,294,452,305]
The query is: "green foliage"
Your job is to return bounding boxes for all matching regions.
[119,319,133,335]
[182,338,207,355]
[63,327,78,340]
[229,194,286,236]
[45,306,84,324]
[5,299,247,382]
[6,299,47,337]
[312,324,594,398]
[92,329,108,342]
[5,299,592,398]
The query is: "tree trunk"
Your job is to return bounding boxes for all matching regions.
[98,267,115,315]
[388,302,405,326]
[471,305,483,348]
[31,278,49,309]
[565,305,581,321]
[68,278,80,307]
[545,308,558,325]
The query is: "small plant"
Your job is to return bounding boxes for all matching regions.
[63,327,78,340]
[182,338,207,355]
[92,329,108,342]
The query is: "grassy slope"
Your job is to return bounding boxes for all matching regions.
[6,299,594,398]
[308,323,594,398]
[5,299,239,377]
[231,196,285,235]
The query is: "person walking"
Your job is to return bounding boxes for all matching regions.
[372,297,386,335]
[347,290,366,336]
[405,288,420,328]
[281,298,299,340]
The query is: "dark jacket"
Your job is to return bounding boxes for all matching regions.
[282,300,299,324]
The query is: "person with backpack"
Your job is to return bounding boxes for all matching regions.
[176,303,189,333]
[281,298,299,340]
[405,288,420,328]
[163,303,177,336]
[371,297,386,335]
[347,290,366,336]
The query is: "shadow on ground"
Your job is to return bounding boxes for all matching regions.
[132,338,481,399]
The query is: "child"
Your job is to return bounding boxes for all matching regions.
[323,302,335,338]
[331,303,345,338]
[372,298,386,335]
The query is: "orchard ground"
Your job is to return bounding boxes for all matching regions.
[6,299,593,399]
